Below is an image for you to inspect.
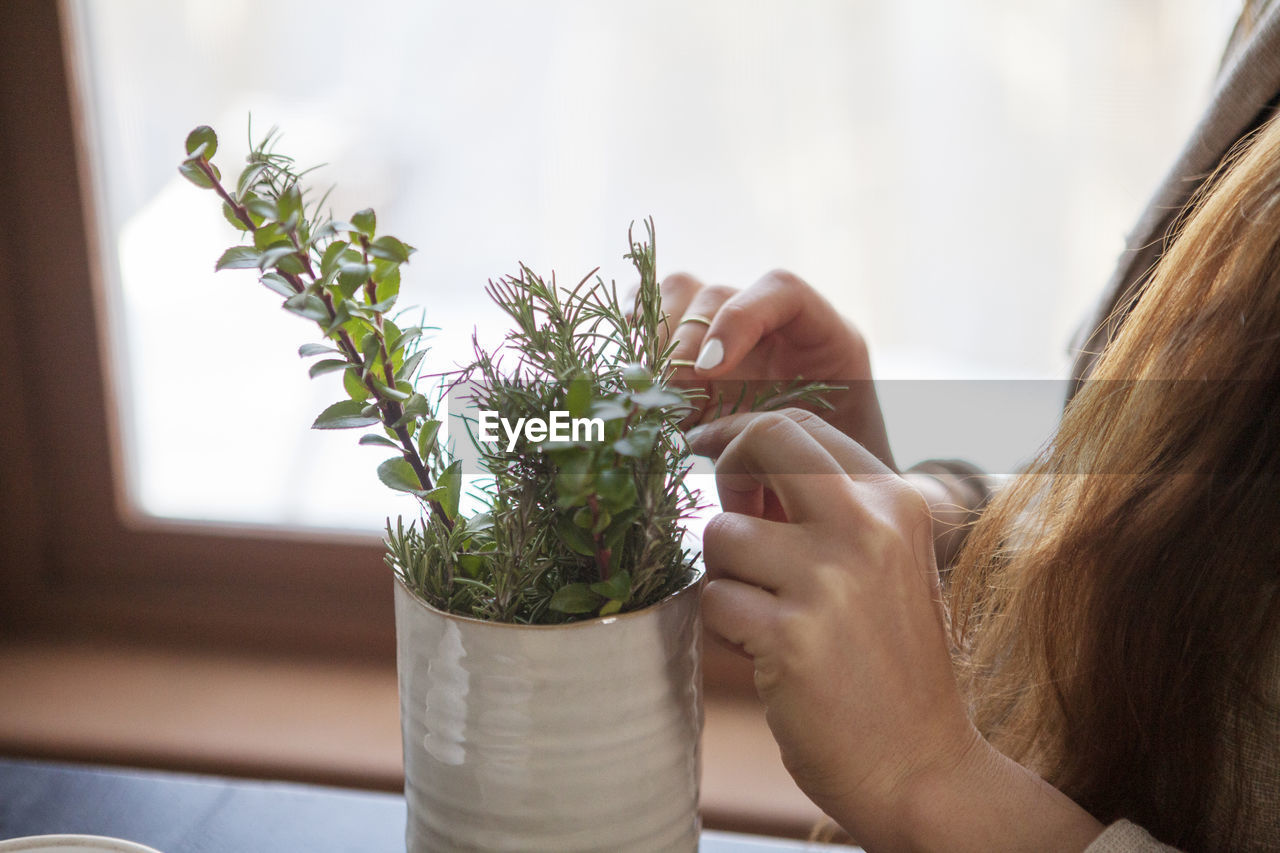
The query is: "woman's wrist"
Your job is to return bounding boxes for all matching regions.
[903,461,993,567]
[859,728,1105,853]
[903,470,974,567]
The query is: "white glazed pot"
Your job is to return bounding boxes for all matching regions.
[394,572,704,852]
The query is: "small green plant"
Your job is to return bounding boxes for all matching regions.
[180,122,832,623]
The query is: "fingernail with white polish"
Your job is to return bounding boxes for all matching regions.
[695,338,723,371]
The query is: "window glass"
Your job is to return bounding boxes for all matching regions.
[68,0,1232,529]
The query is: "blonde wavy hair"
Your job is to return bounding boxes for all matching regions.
[949,109,1280,850]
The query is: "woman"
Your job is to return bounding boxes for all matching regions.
[671,68,1280,853]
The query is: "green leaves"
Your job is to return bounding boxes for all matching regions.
[425,460,462,520]
[359,333,381,373]
[630,387,684,410]
[351,208,376,236]
[621,362,651,390]
[549,572,633,616]
[591,570,632,602]
[401,393,431,421]
[260,273,295,298]
[245,196,277,221]
[557,516,597,557]
[277,183,303,228]
[379,454,463,523]
[185,126,218,159]
[454,220,703,622]
[387,324,421,354]
[283,292,329,322]
[613,423,658,457]
[549,583,599,614]
[253,222,286,251]
[595,467,637,512]
[187,122,470,577]
[313,399,380,429]
[236,162,268,197]
[589,398,632,422]
[417,419,440,457]
[554,451,594,507]
[215,246,260,271]
[343,366,370,401]
[259,245,303,274]
[573,505,610,534]
[308,359,347,378]
[377,456,425,494]
[565,375,591,419]
[320,241,348,276]
[179,127,219,189]
[338,261,374,290]
[396,350,428,383]
[185,123,705,626]
[369,235,411,263]
[179,160,215,189]
[371,264,400,308]
[372,377,412,401]
[222,201,247,231]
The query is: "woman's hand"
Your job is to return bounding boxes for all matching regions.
[688,407,972,838]
[689,409,1105,851]
[655,270,895,470]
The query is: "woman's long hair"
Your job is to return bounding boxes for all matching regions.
[949,111,1280,850]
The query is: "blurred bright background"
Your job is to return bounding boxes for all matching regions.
[66,0,1240,531]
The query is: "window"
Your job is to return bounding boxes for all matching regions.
[69,0,1231,532]
[1,0,1235,654]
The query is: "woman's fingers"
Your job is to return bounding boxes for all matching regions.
[666,282,737,378]
[701,578,780,660]
[689,408,891,481]
[633,272,703,350]
[702,511,797,589]
[709,411,854,526]
[694,269,833,378]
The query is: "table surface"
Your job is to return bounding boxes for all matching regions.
[0,758,851,852]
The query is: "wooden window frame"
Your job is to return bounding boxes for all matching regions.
[0,0,388,654]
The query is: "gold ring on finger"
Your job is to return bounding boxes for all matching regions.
[677,313,713,328]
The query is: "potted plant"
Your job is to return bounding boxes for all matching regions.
[179,124,828,851]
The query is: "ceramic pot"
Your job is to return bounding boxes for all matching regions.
[393,572,704,852]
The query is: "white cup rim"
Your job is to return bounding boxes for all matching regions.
[394,564,705,630]
[0,836,164,853]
